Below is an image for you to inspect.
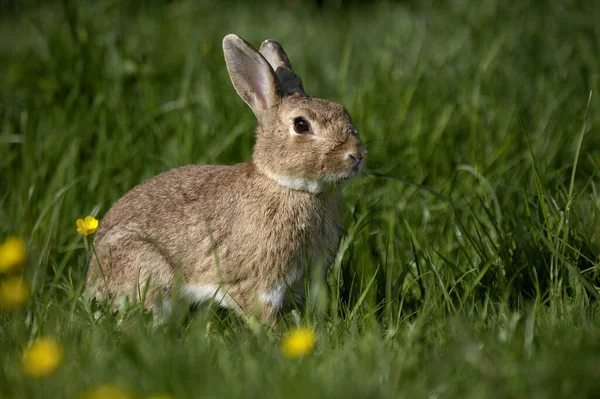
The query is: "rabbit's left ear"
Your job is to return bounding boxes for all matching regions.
[259,40,305,96]
[223,34,282,114]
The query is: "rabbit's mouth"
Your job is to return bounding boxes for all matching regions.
[323,168,362,183]
[344,159,365,179]
[353,158,365,174]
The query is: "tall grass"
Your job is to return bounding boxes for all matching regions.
[1,0,600,397]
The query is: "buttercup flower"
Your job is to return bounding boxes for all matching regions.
[0,276,29,309]
[0,236,27,273]
[22,337,63,377]
[76,216,99,236]
[281,327,316,358]
[84,384,134,399]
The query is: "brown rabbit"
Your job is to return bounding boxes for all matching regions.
[86,34,366,323]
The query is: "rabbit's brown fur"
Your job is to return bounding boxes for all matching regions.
[86,34,365,322]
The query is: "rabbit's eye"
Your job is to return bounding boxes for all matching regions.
[293,117,311,134]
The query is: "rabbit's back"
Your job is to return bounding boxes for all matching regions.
[95,164,233,241]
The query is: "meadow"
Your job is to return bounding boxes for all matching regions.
[1,0,600,397]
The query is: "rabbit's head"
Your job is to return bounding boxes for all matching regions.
[223,34,366,194]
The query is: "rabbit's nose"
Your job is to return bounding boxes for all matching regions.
[347,152,363,167]
[347,145,367,167]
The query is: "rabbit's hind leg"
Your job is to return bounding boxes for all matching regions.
[86,234,175,318]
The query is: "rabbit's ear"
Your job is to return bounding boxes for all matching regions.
[223,34,282,114]
[259,40,305,96]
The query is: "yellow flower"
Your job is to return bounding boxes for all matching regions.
[281,327,316,358]
[76,216,99,236]
[84,384,135,399]
[0,236,27,273]
[22,337,63,378]
[0,276,29,309]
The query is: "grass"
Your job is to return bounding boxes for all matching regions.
[1,0,600,397]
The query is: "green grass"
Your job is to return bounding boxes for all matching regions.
[2,0,600,397]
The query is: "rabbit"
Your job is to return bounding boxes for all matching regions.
[85,34,366,323]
